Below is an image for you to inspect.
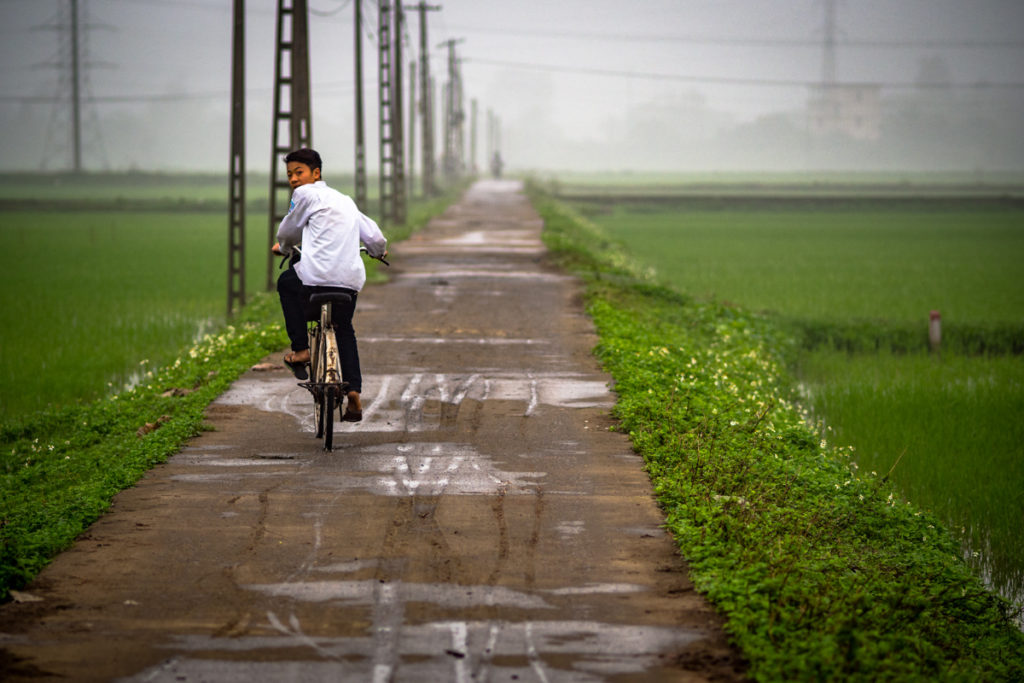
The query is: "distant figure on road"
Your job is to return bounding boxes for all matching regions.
[271,147,387,422]
[490,151,504,179]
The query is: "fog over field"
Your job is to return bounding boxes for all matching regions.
[1,0,1022,173]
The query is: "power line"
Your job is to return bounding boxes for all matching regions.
[0,77,377,105]
[463,57,1024,90]
[444,24,1024,49]
[310,0,352,17]
[97,0,231,11]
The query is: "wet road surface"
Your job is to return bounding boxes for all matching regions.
[0,180,746,681]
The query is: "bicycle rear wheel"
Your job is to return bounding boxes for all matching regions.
[314,387,325,438]
[322,387,335,451]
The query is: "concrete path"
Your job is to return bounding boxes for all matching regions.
[0,180,746,682]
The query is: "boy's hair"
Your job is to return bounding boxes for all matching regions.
[284,147,322,172]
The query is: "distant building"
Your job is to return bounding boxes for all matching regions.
[808,84,881,141]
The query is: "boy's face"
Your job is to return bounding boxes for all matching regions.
[287,161,321,189]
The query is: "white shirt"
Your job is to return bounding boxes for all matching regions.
[276,180,387,291]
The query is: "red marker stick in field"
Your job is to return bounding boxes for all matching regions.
[929,310,942,354]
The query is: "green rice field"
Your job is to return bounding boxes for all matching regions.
[588,203,1024,325]
[583,193,1024,611]
[0,210,270,418]
[799,351,1024,604]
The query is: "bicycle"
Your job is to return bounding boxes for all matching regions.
[278,246,387,451]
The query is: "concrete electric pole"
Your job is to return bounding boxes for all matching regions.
[407,2,441,196]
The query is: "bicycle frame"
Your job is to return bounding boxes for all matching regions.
[310,303,342,389]
[299,295,351,451]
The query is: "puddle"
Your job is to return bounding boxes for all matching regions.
[130,618,700,682]
[555,521,586,537]
[215,372,614,434]
[314,442,546,497]
[543,583,646,596]
[177,458,297,467]
[168,441,545,498]
[247,579,552,609]
[397,270,572,282]
[359,337,547,345]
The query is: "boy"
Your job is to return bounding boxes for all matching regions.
[272,147,387,422]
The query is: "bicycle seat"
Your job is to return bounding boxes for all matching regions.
[309,292,353,307]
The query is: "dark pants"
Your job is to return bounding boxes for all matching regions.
[277,266,362,394]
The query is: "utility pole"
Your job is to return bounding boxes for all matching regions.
[377,1,395,225]
[408,59,416,198]
[454,55,465,175]
[392,1,406,225]
[487,108,502,176]
[227,0,246,317]
[70,0,81,172]
[354,0,367,208]
[408,2,440,195]
[266,0,312,290]
[438,38,464,183]
[486,107,494,163]
[429,75,437,184]
[470,98,477,175]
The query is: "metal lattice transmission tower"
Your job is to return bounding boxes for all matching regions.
[70,0,82,171]
[38,0,107,171]
[227,0,246,316]
[266,0,313,290]
[377,1,395,225]
[821,0,837,85]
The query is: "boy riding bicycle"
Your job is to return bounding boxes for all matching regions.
[272,147,387,422]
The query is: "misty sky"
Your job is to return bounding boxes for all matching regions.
[1,0,1022,172]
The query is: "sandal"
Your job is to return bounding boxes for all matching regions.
[283,351,309,380]
[342,392,363,422]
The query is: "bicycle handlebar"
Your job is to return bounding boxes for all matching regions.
[277,244,390,270]
[360,247,390,267]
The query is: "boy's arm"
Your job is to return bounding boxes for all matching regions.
[275,187,313,253]
[357,211,388,258]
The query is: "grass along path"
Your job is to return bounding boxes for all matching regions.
[531,188,1024,681]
